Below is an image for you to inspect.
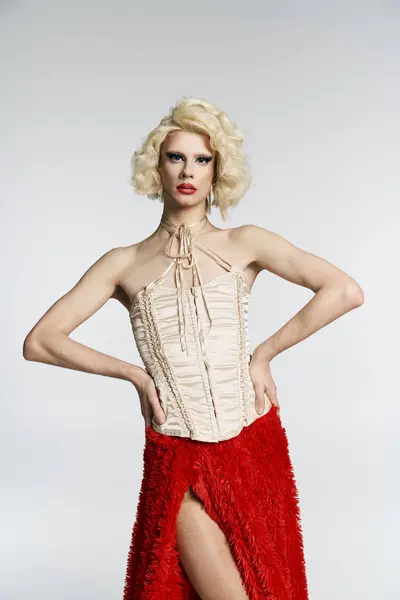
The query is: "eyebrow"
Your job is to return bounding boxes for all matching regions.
[165,150,213,158]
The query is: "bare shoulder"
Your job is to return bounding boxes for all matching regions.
[92,244,137,281]
[105,238,166,309]
[228,223,274,245]
[207,224,264,284]
[225,223,274,263]
[228,223,361,293]
[92,244,137,310]
[100,235,160,273]
[228,223,297,263]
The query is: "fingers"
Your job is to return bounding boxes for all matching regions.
[253,380,280,415]
[140,379,166,427]
[254,383,266,415]
[265,382,280,411]
[143,413,152,428]
[149,389,166,426]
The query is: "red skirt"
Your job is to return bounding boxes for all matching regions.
[123,405,309,599]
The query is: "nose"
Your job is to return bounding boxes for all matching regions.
[180,161,194,179]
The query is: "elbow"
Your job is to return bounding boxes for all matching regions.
[343,281,365,309]
[23,332,45,361]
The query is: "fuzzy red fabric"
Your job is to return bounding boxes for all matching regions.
[123,405,309,599]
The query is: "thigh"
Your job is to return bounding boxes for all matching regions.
[175,487,249,600]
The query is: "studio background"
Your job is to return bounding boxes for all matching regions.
[1,1,398,598]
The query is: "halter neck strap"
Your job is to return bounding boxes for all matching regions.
[158,214,213,356]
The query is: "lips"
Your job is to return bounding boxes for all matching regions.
[177,184,197,191]
[176,184,197,196]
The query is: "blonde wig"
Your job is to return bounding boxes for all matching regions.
[131,97,252,222]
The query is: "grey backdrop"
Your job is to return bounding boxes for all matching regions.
[1,1,399,598]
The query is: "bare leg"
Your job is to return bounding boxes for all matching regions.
[175,487,249,600]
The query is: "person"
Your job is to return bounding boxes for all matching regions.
[23,97,364,600]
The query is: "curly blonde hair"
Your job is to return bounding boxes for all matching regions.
[131,97,252,222]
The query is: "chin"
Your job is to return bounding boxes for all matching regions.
[170,194,201,207]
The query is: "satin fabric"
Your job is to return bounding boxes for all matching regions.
[129,267,271,442]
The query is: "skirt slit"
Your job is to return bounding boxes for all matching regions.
[122,405,309,600]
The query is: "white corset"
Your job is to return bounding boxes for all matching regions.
[129,217,271,442]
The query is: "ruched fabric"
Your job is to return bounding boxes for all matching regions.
[130,265,269,442]
[128,215,269,442]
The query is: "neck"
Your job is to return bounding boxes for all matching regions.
[160,214,209,238]
[160,208,208,229]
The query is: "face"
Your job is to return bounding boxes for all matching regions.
[158,130,216,207]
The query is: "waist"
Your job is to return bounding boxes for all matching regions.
[150,375,270,443]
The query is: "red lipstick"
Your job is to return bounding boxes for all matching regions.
[176,184,197,195]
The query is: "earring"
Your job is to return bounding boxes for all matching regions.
[159,184,164,202]
[207,184,214,214]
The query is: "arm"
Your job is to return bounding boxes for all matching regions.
[22,247,147,390]
[239,225,364,411]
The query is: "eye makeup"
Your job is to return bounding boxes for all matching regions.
[166,151,213,165]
